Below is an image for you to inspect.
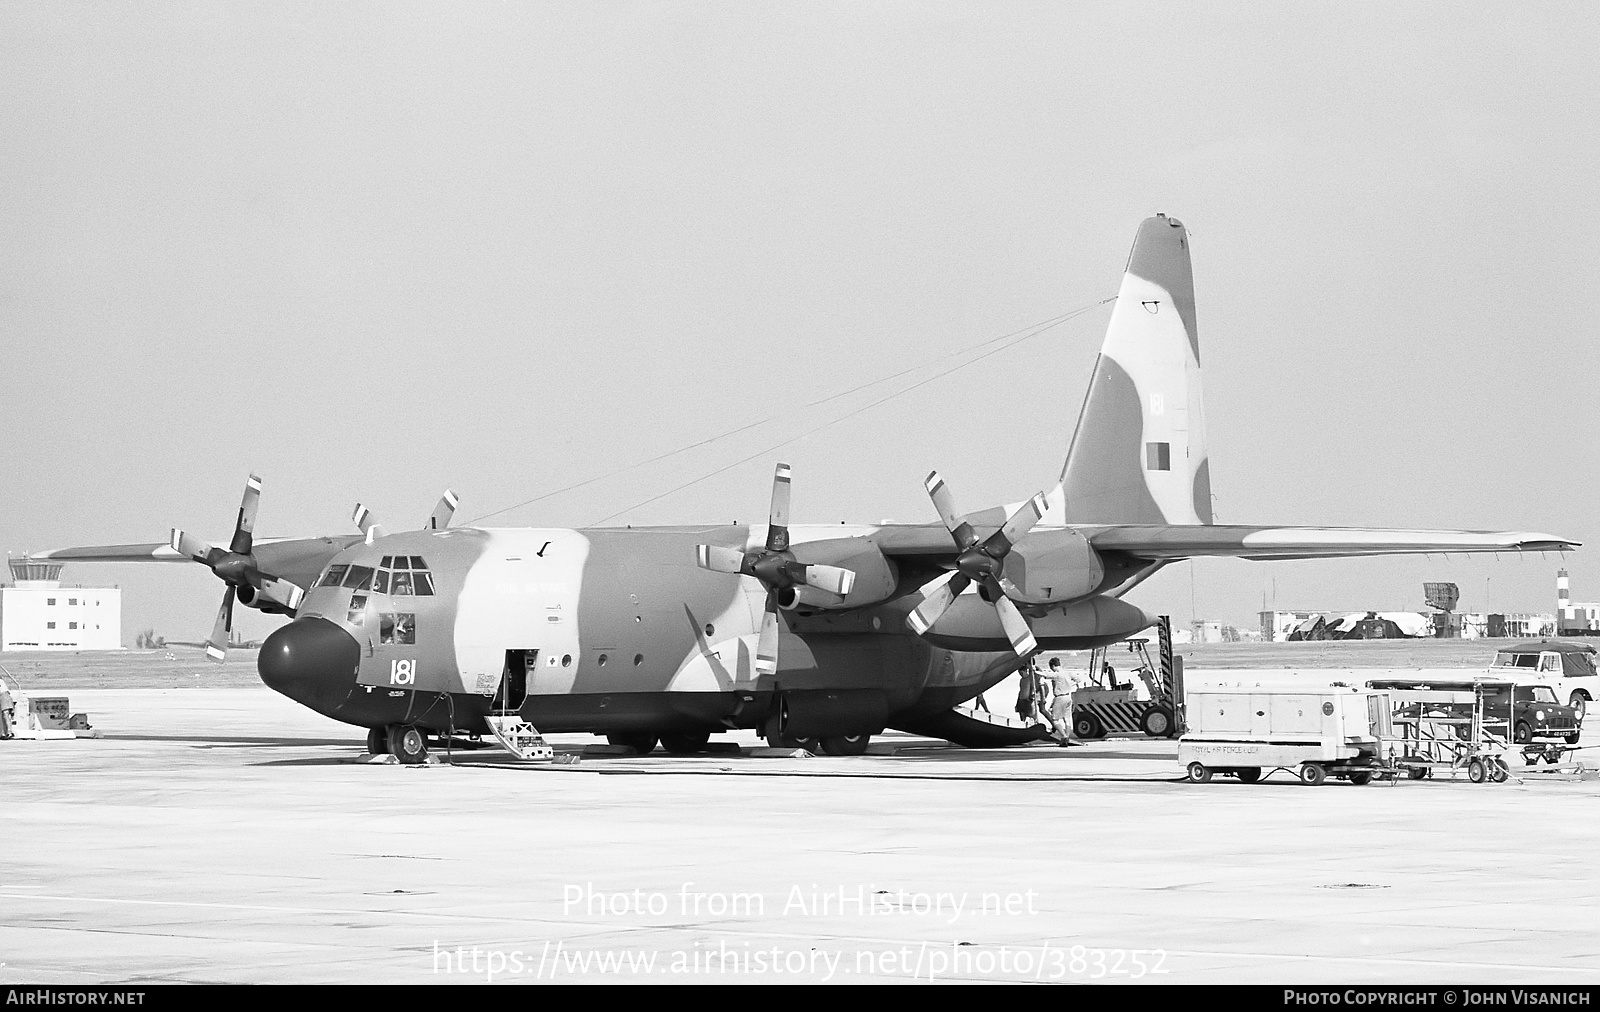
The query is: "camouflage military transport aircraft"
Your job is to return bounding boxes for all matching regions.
[34,215,1578,762]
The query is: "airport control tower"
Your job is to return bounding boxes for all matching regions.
[1,558,123,651]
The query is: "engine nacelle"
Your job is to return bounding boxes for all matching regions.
[233,583,292,616]
[997,528,1103,604]
[778,537,899,612]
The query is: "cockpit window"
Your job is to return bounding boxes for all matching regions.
[317,565,348,589]
[342,565,375,591]
[367,557,435,596]
[380,612,415,645]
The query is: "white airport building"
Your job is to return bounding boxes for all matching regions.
[1,560,122,651]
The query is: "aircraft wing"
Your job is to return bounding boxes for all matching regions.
[29,536,360,592]
[28,543,189,562]
[1080,525,1580,561]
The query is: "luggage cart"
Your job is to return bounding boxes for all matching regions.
[1374,678,1516,783]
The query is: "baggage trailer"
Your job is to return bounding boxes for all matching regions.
[1367,676,1584,783]
[1178,686,1394,785]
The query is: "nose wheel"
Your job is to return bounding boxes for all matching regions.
[387,724,430,764]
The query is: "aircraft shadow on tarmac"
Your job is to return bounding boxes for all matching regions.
[100,733,359,747]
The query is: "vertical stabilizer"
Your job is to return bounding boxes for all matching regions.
[1055,214,1212,525]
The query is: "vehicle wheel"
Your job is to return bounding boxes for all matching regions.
[1467,758,1487,783]
[606,732,658,754]
[1300,764,1326,786]
[818,734,871,756]
[1407,765,1428,780]
[1349,771,1374,786]
[1571,694,1588,720]
[659,732,711,754]
[1140,705,1174,737]
[1514,721,1532,744]
[1235,767,1261,784]
[366,726,388,755]
[1566,732,1581,745]
[1187,762,1212,783]
[1073,713,1104,740]
[1490,760,1509,783]
[388,724,428,765]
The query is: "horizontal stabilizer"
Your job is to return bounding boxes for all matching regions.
[1085,525,1580,561]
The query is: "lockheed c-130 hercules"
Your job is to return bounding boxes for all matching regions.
[34,215,1578,763]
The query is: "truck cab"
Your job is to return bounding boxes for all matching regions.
[1488,640,1598,719]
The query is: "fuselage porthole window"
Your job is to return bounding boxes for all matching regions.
[633,654,643,666]
[598,654,608,666]
[561,654,572,667]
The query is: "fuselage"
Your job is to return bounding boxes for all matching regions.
[258,524,1040,739]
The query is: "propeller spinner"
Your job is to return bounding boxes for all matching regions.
[906,472,1047,658]
[695,463,856,677]
[169,474,305,663]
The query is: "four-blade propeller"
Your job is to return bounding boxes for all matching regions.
[352,489,460,541]
[169,474,305,663]
[906,471,1048,658]
[695,463,856,676]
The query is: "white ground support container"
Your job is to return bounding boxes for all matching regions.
[1178,686,1392,786]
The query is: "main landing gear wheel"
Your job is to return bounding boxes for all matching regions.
[1073,713,1104,740]
[1300,764,1327,786]
[1235,768,1261,784]
[1187,762,1212,783]
[818,734,871,756]
[388,724,428,765]
[1140,705,1174,738]
[366,727,388,755]
[660,732,710,754]
[606,732,658,754]
[1467,758,1487,783]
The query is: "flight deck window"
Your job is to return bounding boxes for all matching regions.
[380,556,394,568]
[389,572,415,596]
[408,556,426,569]
[342,566,374,591]
[380,613,415,645]
[318,565,348,589]
[347,595,367,625]
[372,570,389,594]
[412,572,434,596]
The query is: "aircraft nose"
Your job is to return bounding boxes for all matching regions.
[259,617,361,712]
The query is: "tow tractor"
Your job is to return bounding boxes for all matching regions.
[1070,617,1183,739]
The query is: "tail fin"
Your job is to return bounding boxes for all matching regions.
[1054,214,1212,525]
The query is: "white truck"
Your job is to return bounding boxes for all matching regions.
[1178,685,1392,785]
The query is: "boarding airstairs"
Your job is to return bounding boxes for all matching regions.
[484,713,555,761]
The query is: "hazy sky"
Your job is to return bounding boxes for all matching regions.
[3,2,1596,644]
